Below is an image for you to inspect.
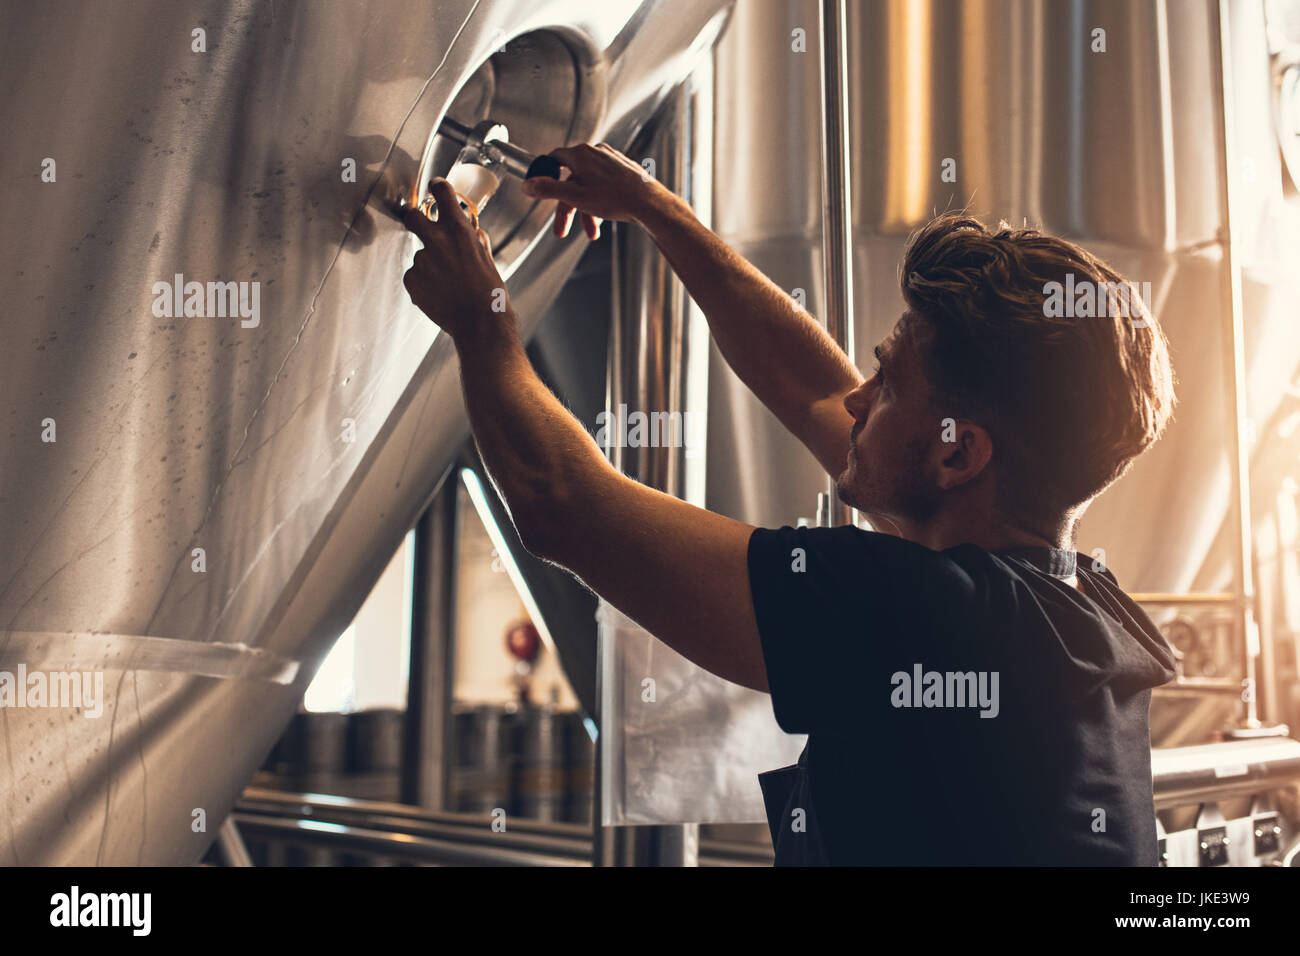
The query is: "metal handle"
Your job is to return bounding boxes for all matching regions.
[437,116,561,181]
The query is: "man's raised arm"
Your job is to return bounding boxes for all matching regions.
[522,143,863,477]
[400,182,770,692]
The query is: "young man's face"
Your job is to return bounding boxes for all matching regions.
[836,311,945,526]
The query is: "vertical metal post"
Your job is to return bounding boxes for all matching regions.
[818,0,856,527]
[1211,0,1261,730]
[402,473,459,808]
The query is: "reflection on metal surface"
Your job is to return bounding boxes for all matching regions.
[0,0,732,864]
[0,631,299,684]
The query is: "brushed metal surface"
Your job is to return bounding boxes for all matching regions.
[0,0,731,864]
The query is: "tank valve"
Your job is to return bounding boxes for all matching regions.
[414,117,561,228]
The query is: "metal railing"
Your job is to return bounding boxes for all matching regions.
[233,788,773,867]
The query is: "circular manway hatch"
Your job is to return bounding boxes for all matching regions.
[416,29,603,276]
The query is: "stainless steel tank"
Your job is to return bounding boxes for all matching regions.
[0,0,731,865]
[711,0,1241,589]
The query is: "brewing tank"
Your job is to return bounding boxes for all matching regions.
[710,0,1249,594]
[0,0,731,865]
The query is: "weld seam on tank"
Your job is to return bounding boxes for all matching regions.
[0,631,300,685]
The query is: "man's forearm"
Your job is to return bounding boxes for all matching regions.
[637,193,862,448]
[450,316,610,553]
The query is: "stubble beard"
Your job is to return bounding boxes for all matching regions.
[839,432,941,527]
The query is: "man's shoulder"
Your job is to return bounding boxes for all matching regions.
[752,523,966,564]
[747,524,984,629]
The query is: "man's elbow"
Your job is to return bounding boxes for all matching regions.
[512,489,573,563]
[513,462,612,563]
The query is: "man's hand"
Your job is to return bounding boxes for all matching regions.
[521,143,676,240]
[402,178,512,340]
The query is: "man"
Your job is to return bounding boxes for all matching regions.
[401,142,1178,865]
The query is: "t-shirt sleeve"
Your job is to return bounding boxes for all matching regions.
[747,525,980,734]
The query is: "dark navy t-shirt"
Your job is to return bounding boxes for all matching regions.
[747,525,1177,866]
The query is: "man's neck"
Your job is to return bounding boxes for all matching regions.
[884,512,1074,554]
[871,512,1085,590]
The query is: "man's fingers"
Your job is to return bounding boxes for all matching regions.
[548,145,593,171]
[581,212,601,240]
[402,266,425,305]
[553,202,576,238]
[523,175,584,205]
[476,228,492,257]
[403,206,440,247]
[428,178,469,229]
[405,178,473,246]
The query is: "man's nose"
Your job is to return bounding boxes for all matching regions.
[844,380,871,420]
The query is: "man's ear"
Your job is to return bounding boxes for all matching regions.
[933,419,994,490]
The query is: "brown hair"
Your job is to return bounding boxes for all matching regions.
[899,212,1176,534]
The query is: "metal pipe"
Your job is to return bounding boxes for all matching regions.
[437,116,560,181]
[236,806,591,857]
[1210,0,1262,730]
[215,818,253,867]
[232,814,589,867]
[239,788,588,839]
[817,0,856,528]
[235,788,772,865]
[1152,738,1300,810]
[402,477,459,810]
[437,115,474,144]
